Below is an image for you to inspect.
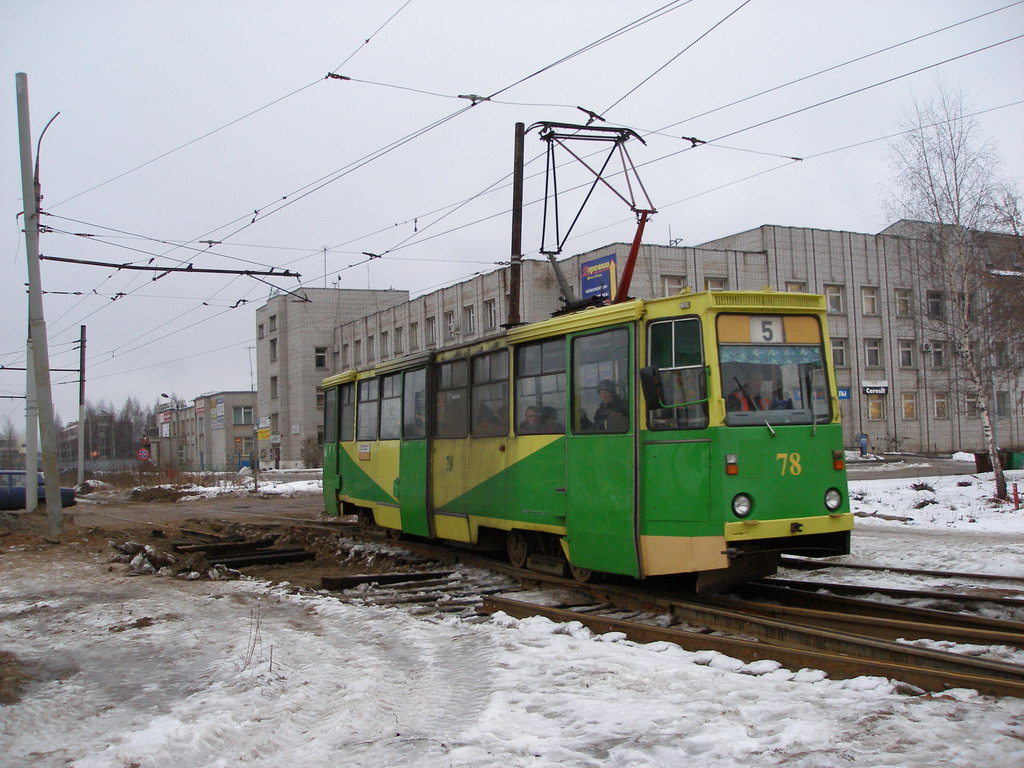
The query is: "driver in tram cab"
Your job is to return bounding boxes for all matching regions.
[727,373,768,412]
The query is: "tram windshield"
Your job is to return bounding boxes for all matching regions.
[717,314,832,426]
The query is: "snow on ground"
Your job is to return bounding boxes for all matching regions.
[3,469,1024,767]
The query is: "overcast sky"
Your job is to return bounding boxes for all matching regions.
[2,0,1022,427]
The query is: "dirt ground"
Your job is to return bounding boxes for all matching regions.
[0,491,430,589]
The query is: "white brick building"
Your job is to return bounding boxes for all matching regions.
[256,223,1023,465]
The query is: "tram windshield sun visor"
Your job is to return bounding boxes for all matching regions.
[720,344,832,426]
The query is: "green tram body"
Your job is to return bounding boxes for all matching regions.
[322,290,851,587]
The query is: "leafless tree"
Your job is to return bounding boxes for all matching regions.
[885,86,1023,499]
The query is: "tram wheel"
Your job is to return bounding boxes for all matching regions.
[569,563,594,583]
[506,530,531,569]
[385,527,403,541]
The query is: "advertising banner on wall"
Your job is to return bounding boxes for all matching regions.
[580,254,617,300]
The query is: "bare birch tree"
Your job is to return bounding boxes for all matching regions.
[885,87,1023,499]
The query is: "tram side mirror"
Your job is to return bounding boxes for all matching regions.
[639,366,664,411]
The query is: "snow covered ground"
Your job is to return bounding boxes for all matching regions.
[2,466,1024,767]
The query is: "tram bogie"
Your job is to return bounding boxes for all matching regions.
[322,290,851,590]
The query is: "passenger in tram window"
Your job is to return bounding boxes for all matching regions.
[519,405,544,434]
[727,374,768,412]
[592,379,628,432]
[540,406,565,433]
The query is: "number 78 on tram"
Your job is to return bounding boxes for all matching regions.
[322,290,851,589]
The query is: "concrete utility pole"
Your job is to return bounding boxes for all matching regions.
[25,329,37,513]
[506,122,524,327]
[16,72,63,536]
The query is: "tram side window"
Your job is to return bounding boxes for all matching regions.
[471,350,509,437]
[647,318,709,430]
[323,387,338,444]
[515,339,566,434]
[572,329,630,433]
[435,360,469,438]
[356,379,379,441]
[379,374,402,440]
[403,368,427,439]
[339,383,354,441]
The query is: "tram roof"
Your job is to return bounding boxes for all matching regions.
[322,290,826,387]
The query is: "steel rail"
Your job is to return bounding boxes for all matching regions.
[480,595,1024,699]
[733,581,1024,635]
[760,577,1024,607]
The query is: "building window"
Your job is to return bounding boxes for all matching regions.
[354,340,362,366]
[865,339,882,368]
[901,392,917,420]
[269,338,278,361]
[831,338,847,368]
[824,284,845,314]
[380,331,389,359]
[895,288,912,316]
[463,305,475,336]
[704,277,727,292]
[785,281,806,292]
[934,392,949,419]
[341,343,349,370]
[444,311,457,340]
[426,317,436,345]
[898,340,914,368]
[316,387,325,409]
[861,286,879,315]
[996,390,1010,418]
[965,395,979,418]
[484,299,498,330]
[927,291,944,318]
[233,405,253,425]
[929,341,946,367]
[270,376,278,399]
[410,322,420,351]
[394,327,404,354]
[257,324,265,339]
[866,393,886,421]
[367,335,375,364]
[993,343,1009,367]
[315,346,327,369]
[268,315,277,332]
[663,275,687,295]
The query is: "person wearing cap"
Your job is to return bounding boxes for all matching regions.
[592,379,628,431]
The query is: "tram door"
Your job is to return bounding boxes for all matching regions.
[398,367,430,537]
[564,327,640,578]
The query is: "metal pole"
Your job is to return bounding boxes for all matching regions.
[77,325,86,486]
[16,72,63,535]
[506,122,524,327]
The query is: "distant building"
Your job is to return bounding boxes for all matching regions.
[256,223,1023,462]
[254,288,410,468]
[151,390,257,472]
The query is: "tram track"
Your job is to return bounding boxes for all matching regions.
[185,514,1024,698]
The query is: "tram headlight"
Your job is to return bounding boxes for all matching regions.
[824,488,843,511]
[731,494,753,518]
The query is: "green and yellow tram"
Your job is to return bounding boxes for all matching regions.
[322,290,851,589]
